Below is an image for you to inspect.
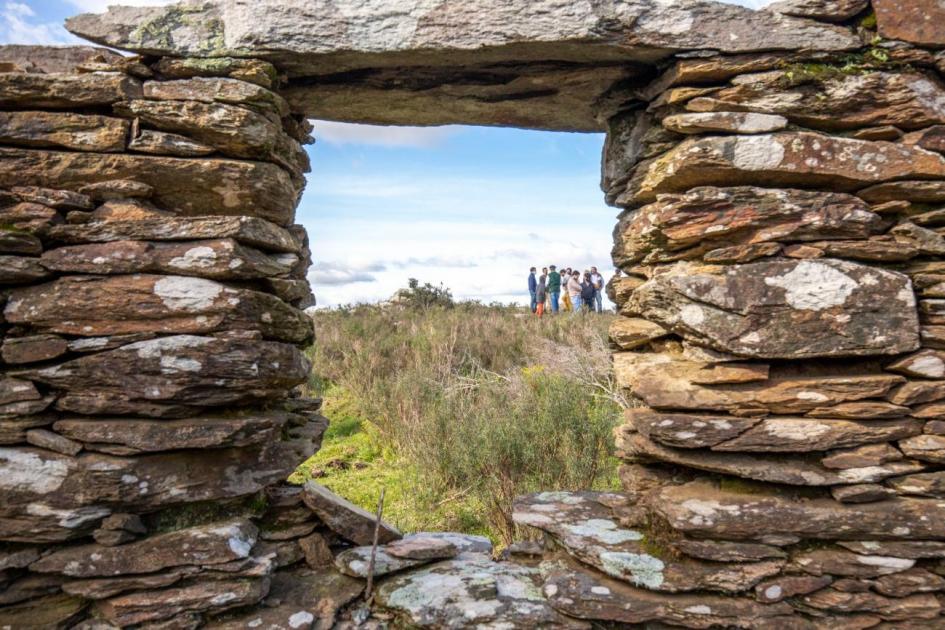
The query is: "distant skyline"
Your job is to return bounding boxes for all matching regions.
[3,0,775,307]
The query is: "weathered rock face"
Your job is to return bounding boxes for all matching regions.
[587,8,945,624]
[654,481,945,541]
[0,44,332,628]
[22,335,310,416]
[0,148,300,225]
[767,0,869,22]
[64,0,858,130]
[623,133,945,205]
[514,491,783,593]
[5,275,313,342]
[613,186,882,265]
[41,239,298,280]
[625,258,919,359]
[376,555,586,628]
[874,0,945,46]
[302,481,401,546]
[685,71,945,131]
[543,562,799,628]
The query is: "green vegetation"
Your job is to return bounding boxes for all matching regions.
[777,48,905,87]
[290,297,627,546]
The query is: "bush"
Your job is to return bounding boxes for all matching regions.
[296,301,626,545]
[392,278,454,309]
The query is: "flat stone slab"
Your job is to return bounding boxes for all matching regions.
[623,133,945,205]
[0,44,123,74]
[52,411,295,453]
[335,533,462,578]
[302,481,401,546]
[614,351,906,415]
[19,335,310,417]
[685,70,945,132]
[206,566,363,630]
[654,481,945,541]
[48,216,302,253]
[94,577,269,627]
[335,546,428,579]
[513,491,782,593]
[376,555,587,628]
[4,274,312,343]
[409,531,493,555]
[386,534,460,560]
[31,519,257,577]
[627,259,919,359]
[0,443,307,542]
[65,0,858,130]
[0,148,299,225]
[542,562,799,628]
[613,186,882,266]
[41,238,299,280]
[619,430,925,486]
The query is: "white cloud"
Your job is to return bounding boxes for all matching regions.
[313,121,460,149]
[303,216,617,308]
[311,261,380,286]
[0,1,82,45]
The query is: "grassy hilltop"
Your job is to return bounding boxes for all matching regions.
[291,284,626,546]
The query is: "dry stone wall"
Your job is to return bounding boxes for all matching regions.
[592,2,945,627]
[0,44,407,629]
[3,0,945,628]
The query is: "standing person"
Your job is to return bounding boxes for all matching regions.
[590,266,604,313]
[547,265,561,314]
[536,268,548,318]
[561,267,573,312]
[528,267,537,313]
[581,272,596,312]
[567,270,582,315]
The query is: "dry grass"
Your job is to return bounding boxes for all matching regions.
[294,302,626,545]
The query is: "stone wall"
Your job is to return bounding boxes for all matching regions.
[0,45,388,628]
[583,1,945,626]
[3,0,945,628]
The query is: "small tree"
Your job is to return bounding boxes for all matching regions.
[394,278,454,309]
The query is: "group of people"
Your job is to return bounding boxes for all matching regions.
[528,265,605,317]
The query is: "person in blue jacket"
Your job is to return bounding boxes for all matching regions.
[528,267,537,312]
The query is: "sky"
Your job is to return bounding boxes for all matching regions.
[2,0,772,307]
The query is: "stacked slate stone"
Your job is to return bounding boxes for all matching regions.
[517,1,945,627]
[0,44,382,628]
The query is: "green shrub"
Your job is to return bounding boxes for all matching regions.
[296,301,626,545]
[392,278,455,309]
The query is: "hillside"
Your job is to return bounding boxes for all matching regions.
[290,298,626,545]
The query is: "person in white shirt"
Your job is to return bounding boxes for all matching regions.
[567,271,583,315]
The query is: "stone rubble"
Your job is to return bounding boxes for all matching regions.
[4,0,945,627]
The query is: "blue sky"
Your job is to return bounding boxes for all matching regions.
[2,0,770,307]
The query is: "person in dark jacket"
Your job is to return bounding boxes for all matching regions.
[547,265,561,314]
[581,272,596,312]
[536,268,548,318]
[528,267,537,312]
